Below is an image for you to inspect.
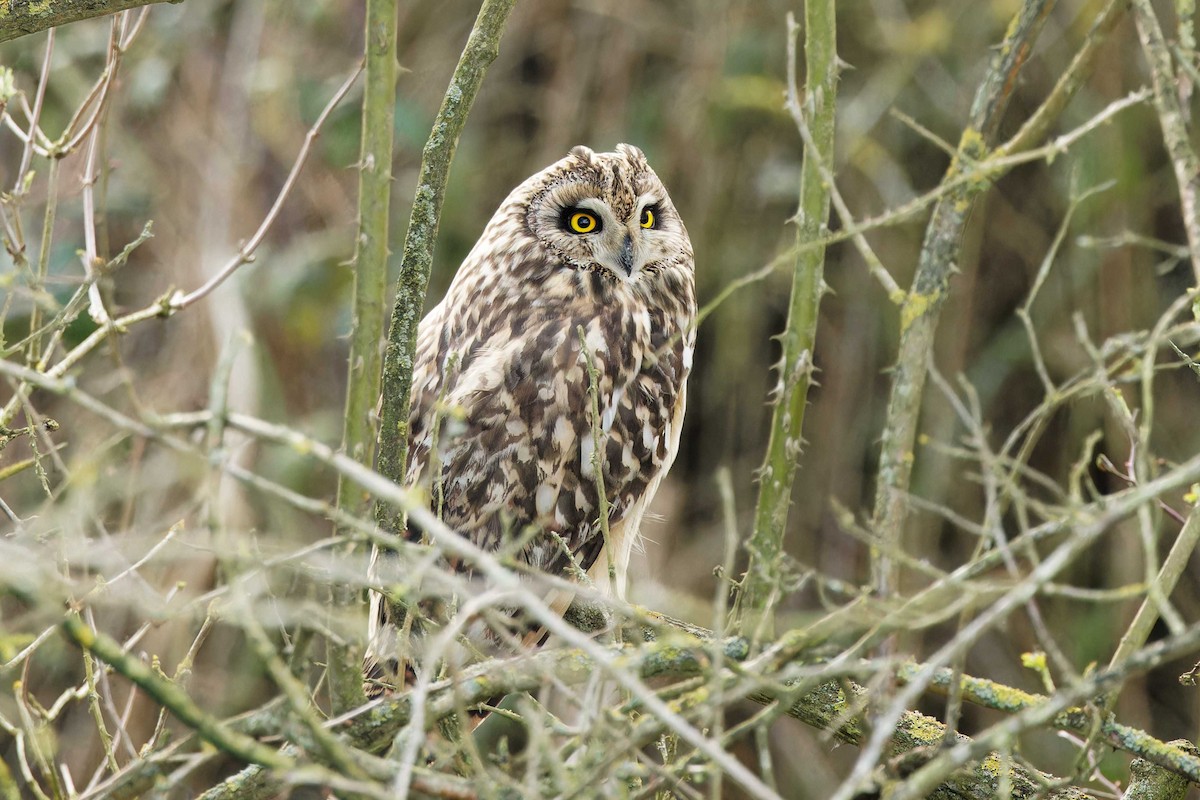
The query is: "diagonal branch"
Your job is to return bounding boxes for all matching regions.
[1129,0,1200,288]
[375,0,518,534]
[0,0,178,44]
[870,0,1056,598]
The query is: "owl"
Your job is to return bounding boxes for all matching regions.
[365,144,696,696]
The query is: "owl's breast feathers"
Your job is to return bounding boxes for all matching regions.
[403,250,695,586]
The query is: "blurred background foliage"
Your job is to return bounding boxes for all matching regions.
[2,0,1198,795]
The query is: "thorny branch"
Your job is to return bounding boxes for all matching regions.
[327,0,398,718]
[5,2,1200,798]
[744,0,837,637]
[6,350,1200,795]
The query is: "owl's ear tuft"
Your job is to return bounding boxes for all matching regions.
[616,143,647,166]
[569,145,596,164]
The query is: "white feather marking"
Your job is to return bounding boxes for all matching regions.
[580,435,595,479]
[638,309,652,336]
[621,443,637,472]
[601,386,624,432]
[584,321,608,354]
[553,416,573,452]
[642,424,655,451]
[536,484,556,517]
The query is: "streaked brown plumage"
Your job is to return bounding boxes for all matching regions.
[365,144,695,695]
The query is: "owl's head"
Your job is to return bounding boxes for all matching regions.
[515,144,692,284]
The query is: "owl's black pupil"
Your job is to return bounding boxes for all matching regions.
[562,208,601,233]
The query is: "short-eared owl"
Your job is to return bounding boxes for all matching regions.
[365,144,695,695]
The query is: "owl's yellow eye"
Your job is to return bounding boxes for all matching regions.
[568,211,599,234]
[640,207,656,229]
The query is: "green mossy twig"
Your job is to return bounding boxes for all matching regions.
[241,604,367,780]
[744,1,838,635]
[329,0,398,717]
[60,612,292,771]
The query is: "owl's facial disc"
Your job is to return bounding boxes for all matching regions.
[522,146,689,287]
[562,195,667,282]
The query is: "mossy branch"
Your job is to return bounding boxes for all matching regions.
[329,0,398,717]
[375,0,517,534]
[1130,0,1200,288]
[1125,741,1196,800]
[59,612,292,771]
[744,1,838,635]
[904,661,1200,792]
[0,0,179,43]
[191,608,1200,800]
[870,0,1055,597]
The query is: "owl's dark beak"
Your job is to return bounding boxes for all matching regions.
[619,233,635,275]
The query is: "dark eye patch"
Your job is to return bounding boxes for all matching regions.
[561,206,603,234]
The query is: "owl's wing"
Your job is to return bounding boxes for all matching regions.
[407,304,689,585]
[366,298,688,692]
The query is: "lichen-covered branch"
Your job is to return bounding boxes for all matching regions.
[191,609,1200,800]
[0,0,178,43]
[1125,741,1196,800]
[375,0,517,534]
[795,680,1097,800]
[907,662,1200,789]
[889,621,1200,800]
[744,0,838,634]
[1129,0,1200,288]
[870,0,1055,597]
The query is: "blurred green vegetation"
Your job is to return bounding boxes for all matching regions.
[2,1,1199,795]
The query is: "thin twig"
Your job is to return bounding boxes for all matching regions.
[168,65,362,311]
